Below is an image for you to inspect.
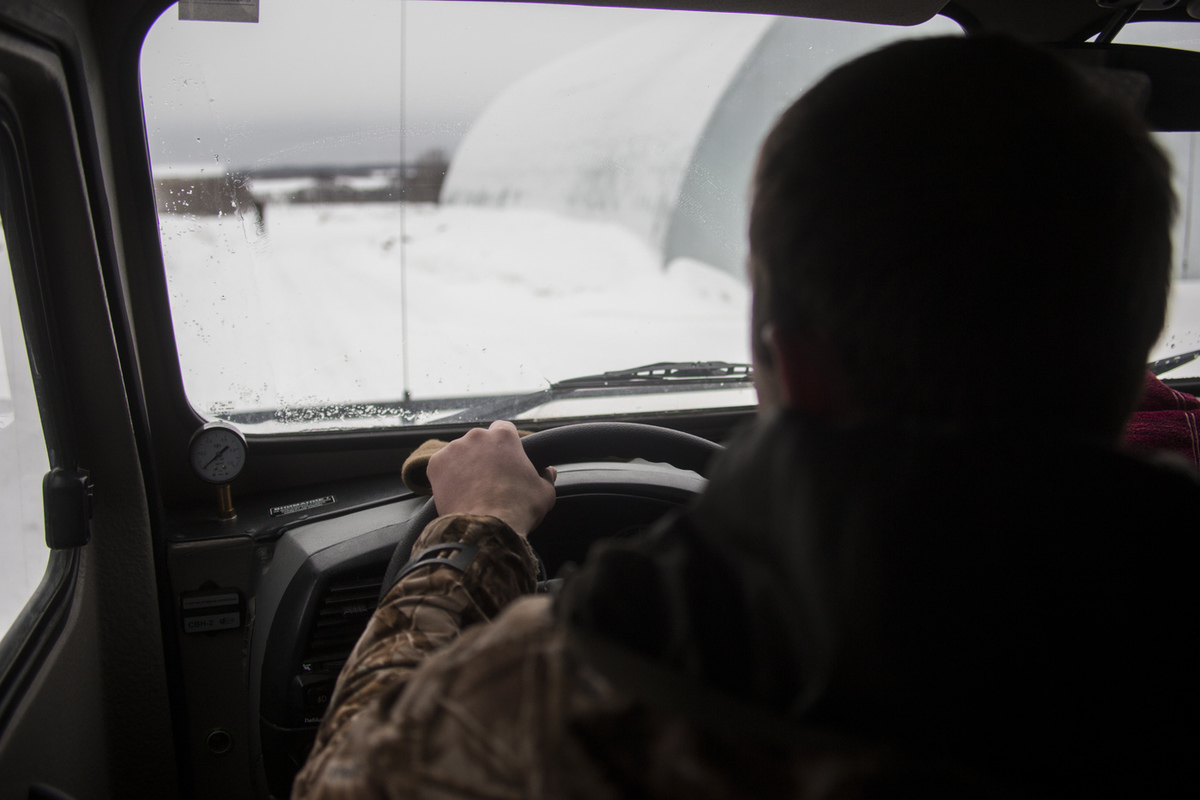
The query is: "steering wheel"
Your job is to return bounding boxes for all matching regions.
[379,421,723,600]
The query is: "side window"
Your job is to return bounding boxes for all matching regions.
[0,214,49,640]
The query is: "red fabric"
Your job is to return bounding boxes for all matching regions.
[1124,371,1200,469]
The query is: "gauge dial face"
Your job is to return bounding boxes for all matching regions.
[189,422,248,484]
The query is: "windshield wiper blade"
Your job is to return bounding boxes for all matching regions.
[550,361,753,390]
[222,362,755,428]
[1149,348,1200,377]
[431,362,755,425]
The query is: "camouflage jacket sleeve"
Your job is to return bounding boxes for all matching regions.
[292,512,539,799]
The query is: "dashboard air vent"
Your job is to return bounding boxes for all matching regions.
[301,573,384,670]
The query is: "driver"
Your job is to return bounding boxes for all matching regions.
[294,36,1195,798]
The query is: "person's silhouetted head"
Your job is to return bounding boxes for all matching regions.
[750,35,1174,438]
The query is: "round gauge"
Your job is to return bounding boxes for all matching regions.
[188,421,248,485]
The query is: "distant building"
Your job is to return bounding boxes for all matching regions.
[440,16,906,278]
[153,149,451,229]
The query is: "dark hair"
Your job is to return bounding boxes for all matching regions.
[750,35,1175,436]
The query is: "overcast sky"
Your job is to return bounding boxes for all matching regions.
[140,0,680,169]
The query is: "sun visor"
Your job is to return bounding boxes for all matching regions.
[1052,43,1200,132]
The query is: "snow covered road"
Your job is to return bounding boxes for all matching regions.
[161,202,752,425]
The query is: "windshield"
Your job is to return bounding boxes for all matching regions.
[1118,21,1200,379]
[139,2,963,432]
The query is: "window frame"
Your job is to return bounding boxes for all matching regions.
[0,97,80,731]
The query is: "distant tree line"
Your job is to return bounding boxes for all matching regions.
[154,172,262,226]
[153,149,451,226]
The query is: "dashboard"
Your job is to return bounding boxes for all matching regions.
[243,450,711,796]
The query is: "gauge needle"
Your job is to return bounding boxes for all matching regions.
[203,446,230,469]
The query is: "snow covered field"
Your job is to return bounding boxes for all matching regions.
[2,225,51,639]
[160,197,1200,429]
[161,201,753,427]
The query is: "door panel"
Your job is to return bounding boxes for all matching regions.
[0,27,178,800]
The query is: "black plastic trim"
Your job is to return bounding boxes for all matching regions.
[258,524,400,797]
[0,550,76,733]
[940,3,982,34]
[1050,42,1200,131]
[0,102,74,469]
[105,6,206,792]
[0,85,80,740]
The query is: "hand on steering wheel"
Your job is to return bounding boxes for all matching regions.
[426,420,557,536]
[379,421,722,602]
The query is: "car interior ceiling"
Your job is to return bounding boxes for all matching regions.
[2,0,1200,799]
